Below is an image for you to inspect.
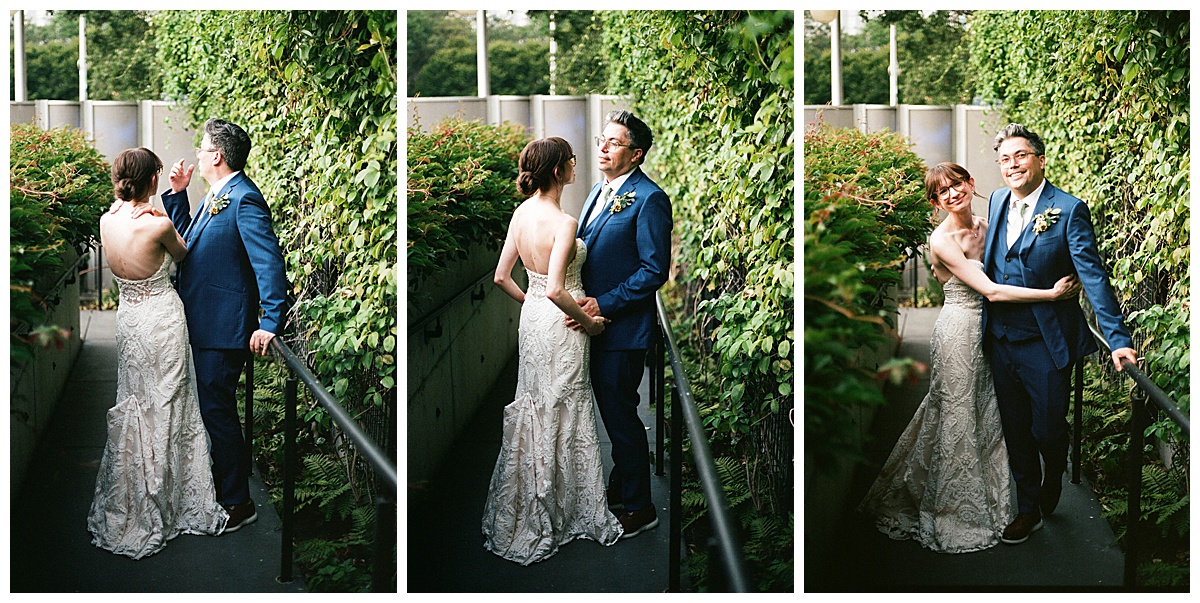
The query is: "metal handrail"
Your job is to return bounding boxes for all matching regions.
[1074,320,1189,587]
[266,337,397,592]
[654,293,752,592]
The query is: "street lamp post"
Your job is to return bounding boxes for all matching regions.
[810,10,842,106]
[889,23,899,106]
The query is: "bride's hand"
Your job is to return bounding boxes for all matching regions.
[1051,274,1081,300]
[584,316,609,336]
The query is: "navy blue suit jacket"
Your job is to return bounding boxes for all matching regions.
[162,172,289,350]
[576,167,673,351]
[983,180,1133,370]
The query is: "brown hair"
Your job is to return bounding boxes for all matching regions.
[924,162,974,205]
[516,137,574,196]
[111,147,163,201]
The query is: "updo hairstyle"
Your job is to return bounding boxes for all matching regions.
[111,147,164,202]
[516,137,574,196]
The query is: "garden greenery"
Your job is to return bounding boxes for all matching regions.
[406,116,528,286]
[970,10,1188,584]
[803,123,932,469]
[153,10,396,591]
[605,10,793,591]
[10,124,111,362]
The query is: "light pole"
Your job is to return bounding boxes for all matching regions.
[889,23,899,106]
[810,10,842,106]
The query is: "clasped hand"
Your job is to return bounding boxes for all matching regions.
[564,297,608,335]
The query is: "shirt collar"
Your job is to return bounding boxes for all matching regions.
[1013,178,1047,208]
[604,169,634,193]
[209,171,241,198]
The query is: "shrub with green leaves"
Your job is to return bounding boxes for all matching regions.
[406,116,528,286]
[10,123,111,363]
[154,10,396,591]
[604,10,794,591]
[803,123,932,469]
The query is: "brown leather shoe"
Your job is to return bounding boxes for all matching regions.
[1000,511,1043,544]
[223,500,258,533]
[618,508,659,540]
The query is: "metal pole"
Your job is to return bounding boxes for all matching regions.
[245,357,255,476]
[78,15,87,102]
[654,334,665,477]
[830,13,842,105]
[14,11,27,101]
[548,12,557,95]
[1124,393,1146,587]
[668,383,682,592]
[476,10,489,97]
[889,23,899,106]
[1072,360,1083,484]
[279,376,298,583]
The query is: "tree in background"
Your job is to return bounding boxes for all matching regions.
[9,10,160,101]
[528,10,609,94]
[407,10,547,97]
[803,10,975,106]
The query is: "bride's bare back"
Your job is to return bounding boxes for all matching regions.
[510,197,577,275]
[100,202,187,280]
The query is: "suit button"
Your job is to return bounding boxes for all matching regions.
[1004,275,1009,280]
[1005,257,1010,263]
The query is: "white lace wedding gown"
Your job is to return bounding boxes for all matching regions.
[482,239,623,565]
[87,255,228,559]
[857,260,1015,553]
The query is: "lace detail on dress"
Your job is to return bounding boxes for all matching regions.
[88,255,228,559]
[482,239,623,565]
[857,260,1014,553]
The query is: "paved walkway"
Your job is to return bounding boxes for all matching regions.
[407,358,673,592]
[10,310,306,593]
[812,307,1124,591]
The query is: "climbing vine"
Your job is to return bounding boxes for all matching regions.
[154,10,396,591]
[604,10,794,591]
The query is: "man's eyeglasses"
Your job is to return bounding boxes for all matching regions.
[594,136,632,150]
[996,150,1037,168]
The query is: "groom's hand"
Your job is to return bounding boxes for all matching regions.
[169,158,195,193]
[1111,347,1138,372]
[250,329,276,357]
[564,297,600,331]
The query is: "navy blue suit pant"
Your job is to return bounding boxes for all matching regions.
[193,347,252,507]
[591,348,651,512]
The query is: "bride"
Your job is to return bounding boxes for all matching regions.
[87,148,228,559]
[482,137,624,565]
[857,162,1080,553]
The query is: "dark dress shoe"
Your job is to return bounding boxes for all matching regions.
[1000,511,1043,544]
[223,500,258,533]
[618,508,659,540]
[1039,472,1064,516]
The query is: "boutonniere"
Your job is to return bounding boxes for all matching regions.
[608,190,636,214]
[1031,207,1061,234]
[209,192,231,216]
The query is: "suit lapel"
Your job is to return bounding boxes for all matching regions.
[577,183,602,239]
[189,174,241,245]
[986,188,1012,266]
[1018,181,1056,257]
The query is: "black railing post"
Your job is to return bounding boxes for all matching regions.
[245,358,255,476]
[668,381,682,593]
[279,375,298,583]
[1072,360,1083,484]
[372,495,396,592]
[1124,392,1147,587]
[655,330,665,477]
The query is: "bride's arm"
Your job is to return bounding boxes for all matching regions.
[545,218,605,336]
[157,216,188,262]
[493,218,526,303]
[932,231,1078,303]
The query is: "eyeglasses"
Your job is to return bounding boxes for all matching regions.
[996,150,1038,168]
[199,147,219,154]
[594,136,632,150]
[936,180,970,199]
[568,154,577,166]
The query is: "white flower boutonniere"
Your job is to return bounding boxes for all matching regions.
[1031,207,1061,234]
[608,190,636,214]
[209,192,231,216]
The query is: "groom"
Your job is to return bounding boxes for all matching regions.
[569,110,673,539]
[161,118,290,532]
[983,123,1137,545]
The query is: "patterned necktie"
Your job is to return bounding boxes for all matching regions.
[1007,199,1027,249]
